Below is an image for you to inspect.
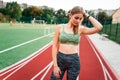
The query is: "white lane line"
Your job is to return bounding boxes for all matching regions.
[87,36,113,80]
[40,62,53,80]
[104,66,112,80]
[0,33,53,54]
[31,62,53,80]
[0,33,53,73]
[76,76,79,80]
[3,62,28,80]
[2,45,52,80]
[86,36,108,80]
[0,63,22,76]
[0,42,52,76]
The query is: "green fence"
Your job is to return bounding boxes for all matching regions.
[100,23,120,43]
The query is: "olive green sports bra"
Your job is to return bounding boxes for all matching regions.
[59,25,80,45]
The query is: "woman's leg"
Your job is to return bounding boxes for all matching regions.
[50,52,67,80]
[66,53,80,80]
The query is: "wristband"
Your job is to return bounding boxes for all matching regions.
[87,15,90,19]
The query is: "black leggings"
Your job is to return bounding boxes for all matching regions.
[50,52,80,80]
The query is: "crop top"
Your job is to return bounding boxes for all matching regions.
[59,25,80,45]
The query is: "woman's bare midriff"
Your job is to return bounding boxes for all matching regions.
[59,43,79,54]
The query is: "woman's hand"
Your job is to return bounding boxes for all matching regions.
[83,11,89,18]
[53,66,61,78]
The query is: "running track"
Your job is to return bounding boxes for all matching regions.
[0,35,120,80]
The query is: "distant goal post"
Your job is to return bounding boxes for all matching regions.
[31,19,45,24]
[35,20,45,24]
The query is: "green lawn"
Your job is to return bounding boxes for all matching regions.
[0,23,55,70]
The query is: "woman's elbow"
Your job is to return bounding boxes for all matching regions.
[96,25,103,32]
[52,44,58,50]
[99,25,103,31]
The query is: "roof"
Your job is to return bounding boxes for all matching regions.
[112,7,120,16]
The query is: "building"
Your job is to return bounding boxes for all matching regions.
[20,3,29,11]
[0,0,6,8]
[112,7,120,24]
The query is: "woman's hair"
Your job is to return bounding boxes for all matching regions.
[70,6,84,34]
[70,6,84,15]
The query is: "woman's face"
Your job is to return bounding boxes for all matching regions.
[70,13,84,26]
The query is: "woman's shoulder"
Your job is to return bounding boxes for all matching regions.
[56,24,66,30]
[79,25,85,29]
[55,24,67,34]
[54,24,64,33]
[78,25,87,34]
[57,24,66,27]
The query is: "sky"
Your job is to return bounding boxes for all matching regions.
[3,0,120,11]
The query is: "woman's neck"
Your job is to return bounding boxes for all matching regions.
[67,22,74,28]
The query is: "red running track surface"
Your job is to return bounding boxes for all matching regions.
[0,35,119,80]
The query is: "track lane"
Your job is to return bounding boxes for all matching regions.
[31,35,105,80]
[79,35,105,80]
[1,35,119,80]
[0,41,52,74]
[3,45,52,80]
[87,36,120,80]
[0,43,51,80]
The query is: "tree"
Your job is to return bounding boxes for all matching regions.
[0,13,7,22]
[106,15,112,24]
[31,6,43,18]
[22,6,43,23]
[0,13,4,21]
[41,7,55,24]
[0,8,7,15]
[55,9,68,24]
[22,6,43,18]
[22,7,32,17]
[6,2,21,21]
[97,11,107,25]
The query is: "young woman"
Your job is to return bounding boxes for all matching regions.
[50,6,103,80]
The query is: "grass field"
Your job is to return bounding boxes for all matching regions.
[0,23,56,70]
